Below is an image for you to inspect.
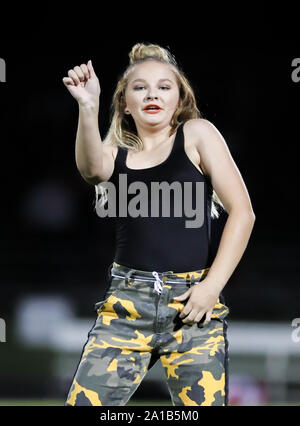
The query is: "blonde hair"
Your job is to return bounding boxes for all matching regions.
[95,42,225,219]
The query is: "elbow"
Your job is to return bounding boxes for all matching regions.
[229,206,256,223]
[244,210,256,228]
[234,209,256,234]
[78,169,103,186]
[248,209,256,222]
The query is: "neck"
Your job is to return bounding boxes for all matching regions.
[135,122,173,151]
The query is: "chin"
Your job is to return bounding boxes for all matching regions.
[134,112,171,129]
[143,114,168,124]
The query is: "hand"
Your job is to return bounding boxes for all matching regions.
[173,280,219,326]
[62,60,100,108]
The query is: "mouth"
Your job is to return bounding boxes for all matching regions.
[143,104,163,114]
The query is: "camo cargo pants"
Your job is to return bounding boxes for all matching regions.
[65,261,230,406]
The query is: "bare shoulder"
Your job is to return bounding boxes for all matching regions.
[183,119,256,216]
[184,118,229,154]
[182,118,224,176]
[183,118,221,141]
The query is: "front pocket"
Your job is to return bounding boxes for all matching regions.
[94,288,119,314]
[94,276,124,313]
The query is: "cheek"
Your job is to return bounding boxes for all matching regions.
[125,95,142,113]
[167,92,180,111]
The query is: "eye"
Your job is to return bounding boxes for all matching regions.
[134,86,145,91]
[160,86,170,90]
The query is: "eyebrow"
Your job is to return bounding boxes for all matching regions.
[131,78,174,84]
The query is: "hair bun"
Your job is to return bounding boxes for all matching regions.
[129,42,177,66]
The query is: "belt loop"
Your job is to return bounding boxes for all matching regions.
[162,270,173,282]
[108,262,114,280]
[161,270,170,284]
[189,274,197,286]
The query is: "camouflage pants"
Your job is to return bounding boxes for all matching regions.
[65,262,230,406]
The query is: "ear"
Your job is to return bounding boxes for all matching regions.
[121,94,130,115]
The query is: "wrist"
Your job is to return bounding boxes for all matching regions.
[78,100,99,112]
[200,277,225,295]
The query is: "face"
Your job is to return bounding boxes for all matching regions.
[124,60,180,129]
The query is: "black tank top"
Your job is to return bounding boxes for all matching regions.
[107,122,214,272]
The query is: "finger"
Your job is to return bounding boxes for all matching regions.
[194,310,207,324]
[67,69,80,85]
[181,309,198,324]
[62,77,75,86]
[203,309,213,325]
[80,63,89,81]
[73,65,85,82]
[206,308,213,322]
[174,289,191,301]
[179,301,193,319]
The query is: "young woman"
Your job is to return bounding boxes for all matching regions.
[62,43,255,406]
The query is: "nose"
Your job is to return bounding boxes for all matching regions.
[145,94,158,101]
[145,88,158,101]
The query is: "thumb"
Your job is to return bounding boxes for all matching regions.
[174,289,191,301]
[87,60,96,78]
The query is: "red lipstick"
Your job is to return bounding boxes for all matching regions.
[143,104,162,114]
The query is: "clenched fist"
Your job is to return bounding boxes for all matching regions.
[62,60,100,108]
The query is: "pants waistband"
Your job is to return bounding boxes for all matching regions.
[111,262,210,295]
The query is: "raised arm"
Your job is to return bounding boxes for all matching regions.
[62,60,114,185]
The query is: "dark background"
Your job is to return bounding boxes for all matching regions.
[0,4,299,401]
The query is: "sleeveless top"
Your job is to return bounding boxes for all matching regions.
[107,122,214,272]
